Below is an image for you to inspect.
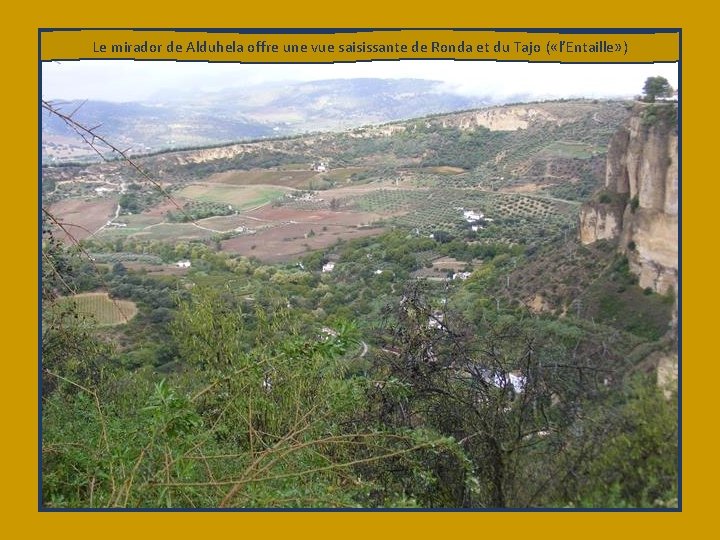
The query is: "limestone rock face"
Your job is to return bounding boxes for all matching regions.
[580,104,678,297]
[579,202,623,244]
[604,128,631,194]
[625,114,678,216]
[465,106,554,131]
[621,208,678,294]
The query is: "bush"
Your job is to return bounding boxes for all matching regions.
[630,195,639,212]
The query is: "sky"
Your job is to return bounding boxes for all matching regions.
[42,60,679,103]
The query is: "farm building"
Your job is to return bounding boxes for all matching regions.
[463,210,483,222]
[313,161,328,172]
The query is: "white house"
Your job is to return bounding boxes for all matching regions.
[487,370,527,394]
[508,372,526,393]
[463,210,483,222]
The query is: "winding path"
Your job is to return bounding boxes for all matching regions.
[92,182,127,236]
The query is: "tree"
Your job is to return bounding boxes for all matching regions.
[43,282,459,508]
[369,282,631,507]
[642,76,674,102]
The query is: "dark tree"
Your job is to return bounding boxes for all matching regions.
[369,282,627,507]
[642,76,674,102]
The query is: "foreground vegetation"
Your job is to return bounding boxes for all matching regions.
[42,222,677,508]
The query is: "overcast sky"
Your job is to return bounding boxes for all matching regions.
[42,60,679,103]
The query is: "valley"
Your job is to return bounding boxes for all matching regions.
[44,99,622,262]
[41,96,679,509]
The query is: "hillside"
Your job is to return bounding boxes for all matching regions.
[42,78,488,163]
[43,99,628,253]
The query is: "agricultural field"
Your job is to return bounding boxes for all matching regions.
[222,206,385,262]
[416,166,467,175]
[177,184,288,210]
[352,188,435,214]
[44,98,619,257]
[221,223,383,263]
[202,167,367,189]
[142,197,189,217]
[536,141,596,159]
[205,169,319,189]
[50,170,582,254]
[321,167,369,183]
[47,197,118,240]
[58,292,138,326]
[117,214,166,228]
[192,214,267,232]
[85,180,384,248]
[106,222,214,242]
[411,256,477,279]
[350,187,578,240]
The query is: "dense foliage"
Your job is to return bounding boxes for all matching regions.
[42,223,678,508]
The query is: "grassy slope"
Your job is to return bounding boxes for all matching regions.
[58,292,138,326]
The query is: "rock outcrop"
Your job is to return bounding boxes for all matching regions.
[580,102,678,385]
[579,200,624,244]
[580,103,678,296]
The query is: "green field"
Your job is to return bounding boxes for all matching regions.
[207,169,319,188]
[117,214,165,227]
[320,167,368,182]
[205,167,370,189]
[537,141,596,159]
[177,184,287,210]
[59,292,138,326]
[413,166,467,176]
[97,221,212,241]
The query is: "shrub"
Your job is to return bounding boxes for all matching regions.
[630,195,639,212]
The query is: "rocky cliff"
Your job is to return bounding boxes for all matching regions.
[580,103,678,384]
[580,103,678,296]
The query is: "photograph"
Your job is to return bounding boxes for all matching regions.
[40,56,679,509]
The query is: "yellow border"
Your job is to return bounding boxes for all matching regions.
[8,2,709,538]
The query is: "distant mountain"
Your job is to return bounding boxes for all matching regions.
[41,99,276,162]
[42,78,491,163]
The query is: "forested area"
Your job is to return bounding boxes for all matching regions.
[42,221,678,508]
